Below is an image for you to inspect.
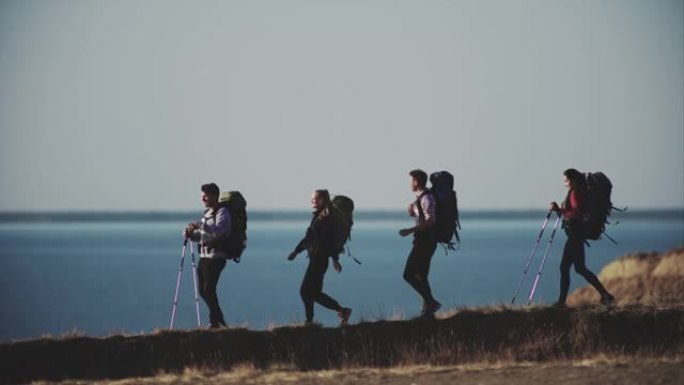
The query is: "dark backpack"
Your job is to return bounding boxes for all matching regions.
[582,172,615,241]
[429,171,461,250]
[330,195,361,264]
[215,191,248,262]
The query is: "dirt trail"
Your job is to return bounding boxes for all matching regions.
[34,358,684,385]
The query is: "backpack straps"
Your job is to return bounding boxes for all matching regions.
[415,190,430,220]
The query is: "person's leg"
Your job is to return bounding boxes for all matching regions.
[211,259,228,326]
[417,240,438,309]
[300,261,318,323]
[309,257,352,325]
[557,238,574,305]
[199,258,226,327]
[403,246,421,294]
[310,257,343,311]
[197,258,211,323]
[403,239,439,310]
[572,243,613,300]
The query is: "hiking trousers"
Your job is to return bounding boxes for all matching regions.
[300,255,343,322]
[403,236,438,305]
[558,233,610,303]
[197,257,227,326]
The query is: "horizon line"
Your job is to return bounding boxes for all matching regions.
[0,206,682,214]
[0,208,681,223]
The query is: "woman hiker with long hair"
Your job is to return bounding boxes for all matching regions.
[549,168,616,307]
[287,189,352,326]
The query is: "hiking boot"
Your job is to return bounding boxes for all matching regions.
[551,301,567,308]
[338,308,352,326]
[420,300,442,317]
[600,294,616,306]
[208,320,228,330]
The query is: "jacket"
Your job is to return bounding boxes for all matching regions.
[294,210,339,261]
[189,206,231,259]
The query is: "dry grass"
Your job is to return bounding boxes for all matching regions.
[3,305,684,384]
[568,246,684,306]
[14,247,683,384]
[29,355,684,385]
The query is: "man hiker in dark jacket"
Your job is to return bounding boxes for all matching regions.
[288,189,352,326]
[399,169,442,318]
[183,183,230,329]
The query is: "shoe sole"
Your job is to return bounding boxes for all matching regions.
[339,309,352,326]
[432,303,442,314]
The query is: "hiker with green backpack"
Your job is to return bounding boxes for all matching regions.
[287,189,352,326]
[549,169,615,307]
[183,183,247,328]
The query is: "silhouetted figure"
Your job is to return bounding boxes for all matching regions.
[288,189,352,326]
[399,169,442,317]
[550,169,615,307]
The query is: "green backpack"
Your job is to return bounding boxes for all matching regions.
[215,191,248,262]
[331,195,361,264]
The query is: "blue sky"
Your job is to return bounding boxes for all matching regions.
[1,0,682,211]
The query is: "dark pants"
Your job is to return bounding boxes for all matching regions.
[197,257,227,326]
[403,236,438,305]
[300,255,342,322]
[558,233,609,303]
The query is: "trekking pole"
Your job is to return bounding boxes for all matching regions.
[345,245,362,265]
[170,239,188,329]
[511,210,552,304]
[527,212,562,305]
[189,241,202,327]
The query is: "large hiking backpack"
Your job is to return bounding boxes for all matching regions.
[429,171,461,250]
[216,191,248,262]
[330,195,361,264]
[582,172,614,241]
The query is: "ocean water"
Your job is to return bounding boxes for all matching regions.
[0,211,681,342]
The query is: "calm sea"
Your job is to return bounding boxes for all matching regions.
[0,210,681,342]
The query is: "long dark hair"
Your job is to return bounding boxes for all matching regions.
[314,189,332,213]
[563,168,587,192]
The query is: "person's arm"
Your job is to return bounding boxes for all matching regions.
[288,221,312,260]
[407,203,416,217]
[561,190,584,219]
[202,207,231,237]
[201,208,231,248]
[183,221,202,241]
[399,195,436,236]
[188,228,201,242]
[293,235,308,254]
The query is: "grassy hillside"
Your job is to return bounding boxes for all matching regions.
[2,305,683,384]
[4,246,683,384]
[30,358,684,385]
[568,246,684,306]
